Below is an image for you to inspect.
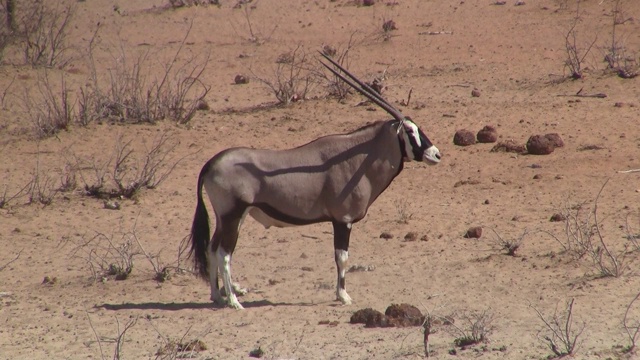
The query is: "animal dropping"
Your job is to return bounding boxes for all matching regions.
[189,52,442,309]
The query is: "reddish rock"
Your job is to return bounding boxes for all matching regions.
[453,129,476,146]
[477,125,498,143]
[550,213,567,222]
[464,226,483,239]
[471,88,481,97]
[544,133,564,148]
[527,135,554,155]
[234,74,249,84]
[384,304,424,327]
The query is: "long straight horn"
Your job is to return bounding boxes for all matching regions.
[319,52,406,123]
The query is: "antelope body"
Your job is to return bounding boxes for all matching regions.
[190,54,441,309]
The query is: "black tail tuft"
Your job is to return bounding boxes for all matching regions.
[189,166,211,280]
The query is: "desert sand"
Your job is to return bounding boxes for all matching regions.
[1,0,640,359]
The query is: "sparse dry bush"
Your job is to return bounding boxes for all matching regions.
[23,71,73,138]
[71,227,139,282]
[229,0,277,45]
[563,0,597,79]
[393,199,413,224]
[546,179,632,278]
[447,309,494,348]
[252,45,319,105]
[2,0,75,67]
[531,298,585,358]
[602,0,638,78]
[491,228,527,256]
[75,131,184,200]
[84,36,210,125]
[86,313,138,360]
[317,35,361,100]
[623,292,640,354]
[0,182,30,209]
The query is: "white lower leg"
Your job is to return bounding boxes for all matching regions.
[217,248,244,310]
[335,249,352,305]
[207,244,223,304]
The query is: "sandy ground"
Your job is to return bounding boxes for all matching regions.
[1,0,640,359]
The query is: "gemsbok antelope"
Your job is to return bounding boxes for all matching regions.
[190,53,441,309]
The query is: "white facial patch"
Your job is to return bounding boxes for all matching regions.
[401,120,421,160]
[424,145,441,164]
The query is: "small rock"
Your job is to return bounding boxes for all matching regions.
[42,276,57,285]
[526,135,554,155]
[404,232,419,241]
[453,129,476,146]
[380,232,394,239]
[322,44,337,57]
[420,234,429,241]
[464,226,483,239]
[471,88,481,97]
[362,0,375,5]
[484,199,490,204]
[103,200,120,210]
[515,0,525,5]
[544,133,564,148]
[550,213,567,222]
[476,125,498,143]
[614,102,625,108]
[533,174,542,179]
[195,99,210,111]
[234,74,249,84]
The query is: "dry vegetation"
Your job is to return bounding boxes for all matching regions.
[1,0,640,359]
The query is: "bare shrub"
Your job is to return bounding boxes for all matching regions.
[11,1,74,67]
[563,0,597,79]
[71,227,139,282]
[394,199,413,224]
[80,22,210,125]
[447,309,494,347]
[624,210,640,252]
[24,145,58,206]
[229,0,277,45]
[531,298,585,357]
[0,0,14,62]
[86,312,138,360]
[546,179,631,277]
[23,71,73,139]
[623,292,640,354]
[76,131,185,200]
[317,34,362,100]
[133,231,193,283]
[150,323,209,360]
[0,182,30,209]
[491,228,527,256]
[252,45,319,105]
[602,0,638,78]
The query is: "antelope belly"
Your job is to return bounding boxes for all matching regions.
[248,207,297,228]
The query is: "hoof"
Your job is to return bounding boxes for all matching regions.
[337,291,353,305]
[220,283,248,297]
[228,299,245,310]
[211,294,225,305]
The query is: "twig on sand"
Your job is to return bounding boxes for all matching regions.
[618,169,640,174]
[419,31,454,35]
[557,88,607,98]
[0,250,22,272]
